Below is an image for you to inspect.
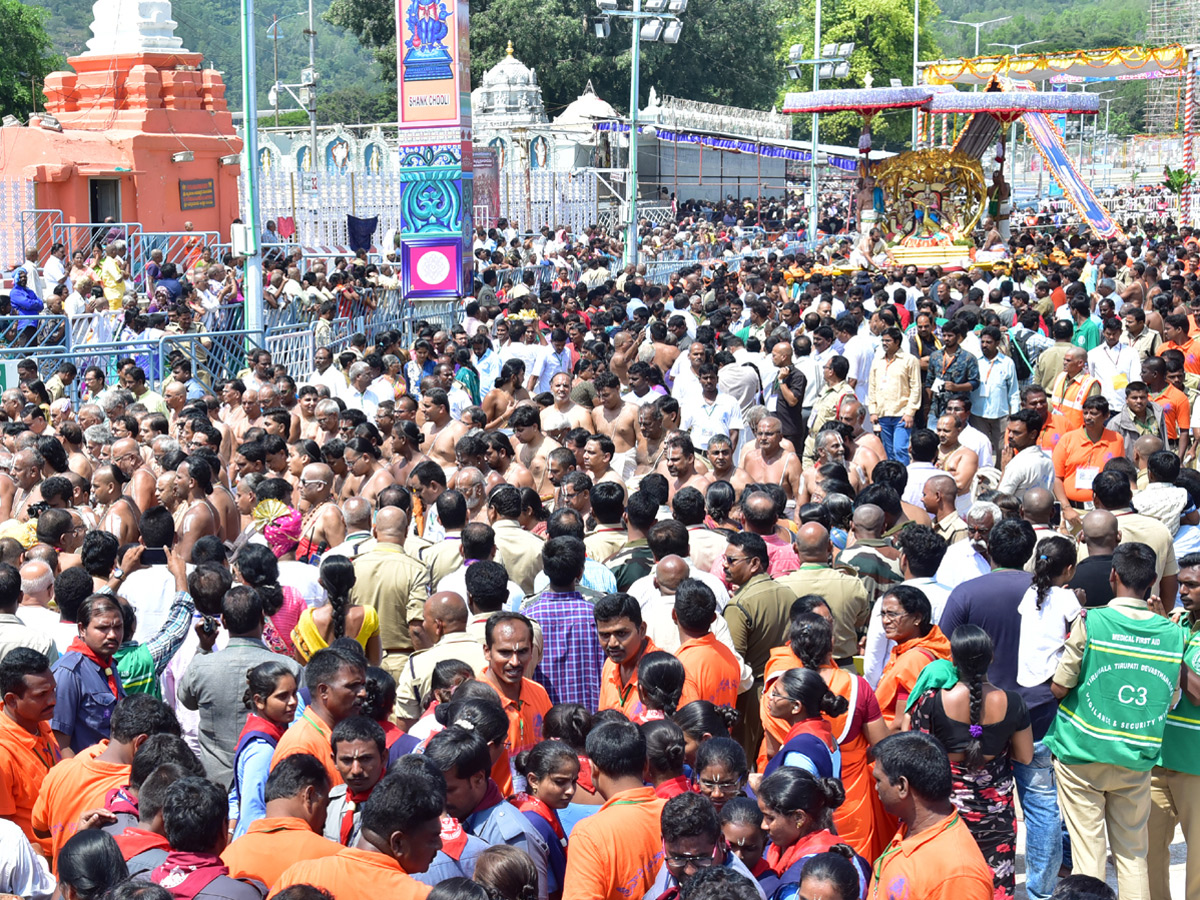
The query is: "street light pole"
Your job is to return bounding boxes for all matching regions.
[624,0,643,268]
[272,13,279,125]
[307,0,317,169]
[240,0,265,340]
[911,0,919,148]
[945,17,1011,90]
[810,0,822,241]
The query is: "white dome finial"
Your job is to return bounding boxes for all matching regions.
[83,0,186,55]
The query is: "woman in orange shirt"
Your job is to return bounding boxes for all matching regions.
[875,586,952,728]
[766,614,894,862]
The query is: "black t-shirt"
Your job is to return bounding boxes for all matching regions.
[776,367,808,438]
[1069,554,1116,607]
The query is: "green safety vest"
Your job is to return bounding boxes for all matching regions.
[1045,605,1186,772]
[113,643,161,700]
[1160,623,1200,776]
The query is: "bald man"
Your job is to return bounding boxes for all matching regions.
[393,590,486,724]
[350,506,429,680]
[1066,509,1118,607]
[15,559,64,657]
[323,497,374,559]
[1049,346,1101,432]
[111,436,156,515]
[742,416,803,518]
[839,504,903,600]
[1133,434,1165,491]
[776,523,870,666]
[922,474,967,545]
[297,463,346,563]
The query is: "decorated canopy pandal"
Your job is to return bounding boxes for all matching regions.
[871,148,986,245]
[781,86,934,118]
[927,88,1100,125]
[922,44,1189,88]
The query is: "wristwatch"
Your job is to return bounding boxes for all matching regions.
[111,567,125,580]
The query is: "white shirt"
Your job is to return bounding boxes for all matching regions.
[797,355,823,408]
[997,445,1055,499]
[934,539,991,590]
[901,461,950,510]
[842,334,877,405]
[862,576,953,687]
[42,254,67,297]
[118,565,178,642]
[681,392,745,452]
[959,424,995,468]
[16,604,63,647]
[1016,584,1083,686]
[306,366,348,399]
[538,346,573,393]
[437,568,525,610]
[279,560,328,608]
[474,349,502,392]
[64,290,88,319]
[501,343,549,389]
[344,386,380,417]
[0,818,54,900]
[1087,341,1141,413]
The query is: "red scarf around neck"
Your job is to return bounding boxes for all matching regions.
[510,792,567,847]
[114,827,170,860]
[150,851,230,900]
[765,828,842,877]
[235,713,287,749]
[68,637,119,697]
[340,787,374,845]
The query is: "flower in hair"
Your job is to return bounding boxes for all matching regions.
[968,724,983,738]
[453,719,476,731]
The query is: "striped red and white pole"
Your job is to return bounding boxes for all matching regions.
[1185,60,1197,227]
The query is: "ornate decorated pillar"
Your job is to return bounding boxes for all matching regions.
[394,0,472,302]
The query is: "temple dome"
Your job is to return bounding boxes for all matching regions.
[83,0,186,55]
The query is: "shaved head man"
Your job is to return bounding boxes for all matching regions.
[414,590,469,651]
[654,555,690,595]
[922,474,963,543]
[357,504,425,681]
[1020,487,1056,526]
[1133,434,1165,487]
[852,504,886,538]
[794,522,832,562]
[394,585,485,723]
[1071,509,1119,607]
[299,462,346,559]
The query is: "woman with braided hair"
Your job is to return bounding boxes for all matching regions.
[290,554,381,664]
[907,625,1034,900]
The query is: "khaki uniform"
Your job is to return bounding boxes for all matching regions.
[420,534,464,588]
[1074,509,1178,595]
[803,381,856,463]
[350,544,429,680]
[1034,340,1072,391]
[583,526,628,564]
[393,631,487,719]
[723,572,798,760]
[491,519,546,596]
[934,512,969,545]
[776,563,871,662]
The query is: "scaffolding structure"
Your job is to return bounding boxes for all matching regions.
[1146,0,1199,132]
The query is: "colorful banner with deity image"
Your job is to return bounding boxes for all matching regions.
[395,0,470,127]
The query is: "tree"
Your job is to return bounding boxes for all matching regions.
[779,0,941,151]
[328,0,786,117]
[0,0,62,121]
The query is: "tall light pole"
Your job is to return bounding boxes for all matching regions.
[945,16,1010,91]
[989,40,1046,181]
[785,41,853,241]
[266,11,306,126]
[911,0,920,148]
[593,0,687,266]
[1097,94,1116,172]
[240,0,265,339]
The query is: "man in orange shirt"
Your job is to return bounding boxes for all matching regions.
[1020,384,1070,453]
[271,646,367,789]
[868,731,992,900]
[1157,313,1200,374]
[1144,356,1191,458]
[595,593,659,719]
[269,769,442,900]
[1052,396,1126,528]
[562,717,668,900]
[0,648,60,848]
[33,693,180,867]
[1049,348,1101,432]
[425,724,550,898]
[482,614,552,763]
[673,580,739,708]
[223,753,342,887]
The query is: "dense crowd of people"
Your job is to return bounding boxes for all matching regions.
[3,211,1200,900]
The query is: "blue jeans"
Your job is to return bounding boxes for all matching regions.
[1013,741,1064,900]
[877,416,911,464]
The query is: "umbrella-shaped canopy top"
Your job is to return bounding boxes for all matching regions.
[781,86,934,118]
[928,89,1100,124]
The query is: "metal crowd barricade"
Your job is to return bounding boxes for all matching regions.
[131,231,221,286]
[158,329,263,389]
[18,210,62,260]
[51,222,144,261]
[265,325,315,380]
[0,315,71,360]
